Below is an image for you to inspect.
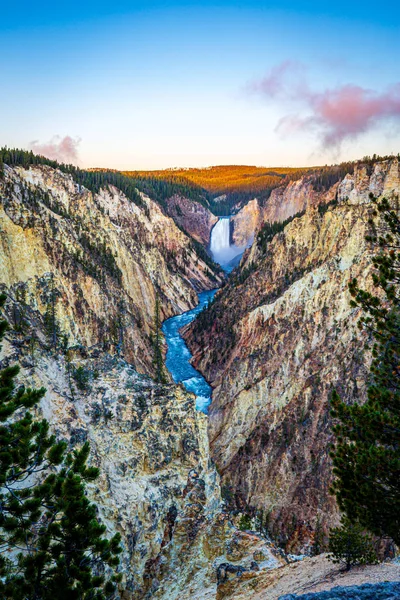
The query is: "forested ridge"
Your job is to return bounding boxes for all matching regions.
[123,155,398,214]
[2,147,397,218]
[0,147,210,212]
[124,165,305,214]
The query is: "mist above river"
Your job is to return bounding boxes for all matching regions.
[210,217,246,270]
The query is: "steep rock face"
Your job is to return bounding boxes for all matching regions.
[231,177,339,250]
[165,194,218,245]
[231,199,259,247]
[338,159,400,203]
[262,177,338,223]
[0,164,222,374]
[185,160,400,552]
[0,296,283,599]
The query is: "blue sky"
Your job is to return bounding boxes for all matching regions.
[1,1,399,168]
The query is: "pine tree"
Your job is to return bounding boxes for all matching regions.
[328,517,378,571]
[330,194,400,545]
[0,294,122,599]
[44,273,59,350]
[311,516,327,556]
[152,293,167,384]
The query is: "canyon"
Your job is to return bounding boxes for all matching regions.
[185,158,400,552]
[1,154,399,597]
[0,163,222,375]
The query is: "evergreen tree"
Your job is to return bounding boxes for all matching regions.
[152,293,167,384]
[0,294,122,599]
[238,513,252,531]
[44,273,59,350]
[328,517,378,571]
[311,516,327,556]
[330,194,400,545]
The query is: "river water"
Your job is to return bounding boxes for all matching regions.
[162,289,217,413]
[162,216,244,413]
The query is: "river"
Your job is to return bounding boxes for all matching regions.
[162,216,244,413]
[162,289,217,413]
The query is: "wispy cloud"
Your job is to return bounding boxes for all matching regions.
[29,135,81,164]
[250,62,400,149]
[250,60,306,100]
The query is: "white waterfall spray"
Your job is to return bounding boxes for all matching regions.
[210,217,245,268]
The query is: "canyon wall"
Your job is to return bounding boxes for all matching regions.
[165,194,218,245]
[185,159,400,552]
[0,161,283,597]
[0,289,283,600]
[230,199,259,247]
[0,164,222,375]
[231,176,339,248]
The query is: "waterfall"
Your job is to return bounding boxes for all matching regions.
[210,217,244,270]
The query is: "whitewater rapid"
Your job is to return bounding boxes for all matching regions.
[162,289,217,413]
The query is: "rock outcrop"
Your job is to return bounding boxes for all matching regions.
[0,164,222,375]
[165,194,218,245]
[185,159,400,552]
[231,199,259,247]
[231,175,340,249]
[262,177,339,224]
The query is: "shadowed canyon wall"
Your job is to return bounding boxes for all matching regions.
[165,194,218,245]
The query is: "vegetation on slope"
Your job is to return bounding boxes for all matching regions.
[330,194,400,546]
[124,165,310,214]
[0,147,211,210]
[0,294,122,599]
[2,147,396,219]
[124,154,398,215]
[0,146,222,275]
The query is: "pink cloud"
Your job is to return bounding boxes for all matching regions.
[251,62,400,148]
[29,135,81,164]
[250,60,305,99]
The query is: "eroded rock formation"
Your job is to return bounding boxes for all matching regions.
[165,194,218,245]
[0,294,283,599]
[0,164,222,374]
[0,161,282,598]
[231,199,259,247]
[231,174,340,248]
[185,159,400,552]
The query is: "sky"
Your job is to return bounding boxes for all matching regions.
[1,1,399,169]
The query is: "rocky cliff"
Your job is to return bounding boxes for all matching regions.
[185,159,400,552]
[0,292,283,599]
[231,175,340,248]
[231,199,259,247]
[0,160,285,598]
[0,164,222,375]
[165,194,218,246]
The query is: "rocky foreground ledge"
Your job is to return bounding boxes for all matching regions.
[216,554,400,599]
[281,581,400,600]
